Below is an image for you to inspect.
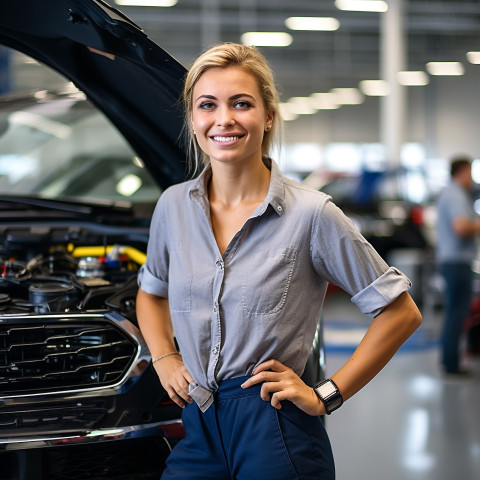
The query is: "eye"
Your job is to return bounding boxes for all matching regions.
[199,101,215,110]
[234,100,252,109]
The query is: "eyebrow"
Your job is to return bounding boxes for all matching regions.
[195,93,256,103]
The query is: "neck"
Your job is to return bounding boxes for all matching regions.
[208,157,270,207]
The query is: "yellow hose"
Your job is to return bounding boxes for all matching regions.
[71,245,147,265]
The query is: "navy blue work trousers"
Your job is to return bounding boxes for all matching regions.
[439,262,473,372]
[161,376,335,480]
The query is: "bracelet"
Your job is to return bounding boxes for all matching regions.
[151,352,181,364]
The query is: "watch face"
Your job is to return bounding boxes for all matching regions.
[318,381,337,398]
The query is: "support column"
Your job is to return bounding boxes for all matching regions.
[380,0,406,167]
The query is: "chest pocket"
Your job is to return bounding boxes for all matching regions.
[241,247,297,315]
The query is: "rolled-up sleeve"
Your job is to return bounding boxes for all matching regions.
[311,196,412,317]
[137,264,169,297]
[351,266,411,317]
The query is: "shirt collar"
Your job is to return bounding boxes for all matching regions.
[264,157,286,216]
[188,157,285,216]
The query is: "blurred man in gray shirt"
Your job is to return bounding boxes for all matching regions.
[436,155,480,374]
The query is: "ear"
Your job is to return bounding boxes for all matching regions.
[265,111,275,131]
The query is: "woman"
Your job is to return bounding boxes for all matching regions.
[136,42,422,480]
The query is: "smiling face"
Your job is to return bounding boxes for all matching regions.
[191,66,273,167]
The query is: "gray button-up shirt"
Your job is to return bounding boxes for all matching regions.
[436,180,478,264]
[138,158,411,412]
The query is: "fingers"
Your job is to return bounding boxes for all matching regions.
[154,360,194,408]
[184,369,195,385]
[165,376,193,408]
[241,360,322,414]
[252,358,287,375]
[270,391,286,410]
[241,368,295,408]
[260,379,294,406]
[242,359,291,390]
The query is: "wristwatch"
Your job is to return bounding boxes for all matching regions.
[313,378,343,415]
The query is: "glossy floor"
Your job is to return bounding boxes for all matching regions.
[322,291,480,480]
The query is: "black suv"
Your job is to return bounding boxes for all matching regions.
[0,1,187,478]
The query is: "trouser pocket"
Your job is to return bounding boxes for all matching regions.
[275,401,335,480]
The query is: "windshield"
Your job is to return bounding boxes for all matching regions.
[0,90,162,203]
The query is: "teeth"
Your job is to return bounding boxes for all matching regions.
[213,136,239,142]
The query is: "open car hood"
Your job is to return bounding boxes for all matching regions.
[0,0,188,190]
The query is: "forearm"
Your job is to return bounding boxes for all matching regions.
[136,289,194,407]
[136,288,177,357]
[453,216,480,238]
[331,292,422,402]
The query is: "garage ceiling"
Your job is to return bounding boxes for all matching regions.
[7,0,480,104]
[99,0,480,103]
[5,0,480,160]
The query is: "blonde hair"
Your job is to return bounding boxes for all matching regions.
[182,42,282,175]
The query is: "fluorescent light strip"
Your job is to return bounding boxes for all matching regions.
[330,88,364,104]
[359,80,390,96]
[335,0,388,13]
[114,0,178,6]
[426,61,464,76]
[466,51,480,64]
[397,71,429,86]
[286,97,316,115]
[285,17,340,31]
[241,32,292,47]
[279,103,299,121]
[310,93,339,110]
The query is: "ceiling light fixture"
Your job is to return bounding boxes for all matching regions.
[335,0,388,13]
[426,61,464,76]
[466,51,480,65]
[309,93,339,110]
[286,97,317,115]
[359,80,390,96]
[114,0,178,6]
[241,32,293,47]
[330,88,364,104]
[279,103,299,121]
[285,17,340,31]
[397,71,429,86]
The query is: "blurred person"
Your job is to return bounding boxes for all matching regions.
[436,155,480,375]
[136,42,422,479]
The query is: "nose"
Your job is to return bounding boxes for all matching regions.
[216,106,235,128]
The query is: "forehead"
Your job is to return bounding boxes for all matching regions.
[193,66,262,98]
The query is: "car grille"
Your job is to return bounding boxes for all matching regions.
[1,437,170,480]
[0,398,110,433]
[0,315,137,395]
[46,437,170,480]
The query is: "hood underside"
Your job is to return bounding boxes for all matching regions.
[0,0,188,189]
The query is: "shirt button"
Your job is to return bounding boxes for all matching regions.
[277,205,283,212]
[215,260,224,269]
[212,346,219,355]
[213,303,218,313]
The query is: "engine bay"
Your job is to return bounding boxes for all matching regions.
[0,238,144,321]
